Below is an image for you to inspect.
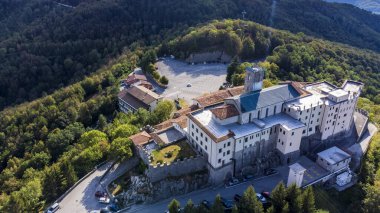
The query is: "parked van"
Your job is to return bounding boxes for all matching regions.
[46,203,60,213]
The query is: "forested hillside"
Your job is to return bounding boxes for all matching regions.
[0,20,380,211]
[325,0,380,14]
[1,0,380,109]
[165,20,380,102]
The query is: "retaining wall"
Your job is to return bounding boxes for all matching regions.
[145,156,207,182]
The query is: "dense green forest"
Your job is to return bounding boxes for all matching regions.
[325,0,380,14]
[164,20,380,102]
[1,0,380,109]
[0,19,380,211]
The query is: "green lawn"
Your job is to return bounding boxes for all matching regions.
[150,140,195,166]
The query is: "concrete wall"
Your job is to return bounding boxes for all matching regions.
[208,162,234,185]
[145,156,207,183]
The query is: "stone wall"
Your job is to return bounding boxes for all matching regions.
[208,162,234,186]
[145,156,207,183]
[185,51,231,63]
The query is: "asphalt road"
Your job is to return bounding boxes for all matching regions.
[57,162,113,213]
[155,58,228,104]
[125,173,286,213]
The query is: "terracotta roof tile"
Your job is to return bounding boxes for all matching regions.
[127,85,160,105]
[194,86,244,107]
[124,74,147,85]
[129,131,151,146]
[210,104,239,120]
[154,115,188,130]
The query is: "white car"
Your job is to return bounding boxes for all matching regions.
[256,193,267,203]
[46,203,60,213]
[98,196,110,204]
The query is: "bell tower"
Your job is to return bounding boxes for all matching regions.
[244,66,264,93]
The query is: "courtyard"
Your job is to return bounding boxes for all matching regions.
[150,140,196,166]
[154,58,228,104]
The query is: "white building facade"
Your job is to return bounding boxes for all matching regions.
[186,66,363,181]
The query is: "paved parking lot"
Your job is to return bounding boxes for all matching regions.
[155,58,228,104]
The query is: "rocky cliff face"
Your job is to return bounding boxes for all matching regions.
[120,172,209,205]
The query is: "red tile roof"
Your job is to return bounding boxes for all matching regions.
[129,131,151,147]
[127,85,160,105]
[124,74,147,85]
[210,104,239,120]
[194,86,244,107]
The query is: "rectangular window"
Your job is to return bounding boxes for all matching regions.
[292,132,294,136]
[218,159,221,163]
[200,133,203,137]
[192,124,194,129]
[309,128,312,131]
[205,146,208,150]
[219,149,222,153]
[303,130,306,134]
[205,138,208,142]
[227,142,231,146]
[196,128,198,133]
[227,150,230,155]
[290,143,292,146]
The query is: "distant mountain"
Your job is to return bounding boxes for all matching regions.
[325,0,380,14]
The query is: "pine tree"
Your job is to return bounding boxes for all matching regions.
[184,199,196,213]
[271,182,287,212]
[239,185,264,213]
[301,187,316,213]
[231,204,239,213]
[226,56,239,83]
[168,199,180,213]
[266,206,275,213]
[286,184,302,213]
[212,194,225,213]
[282,202,290,213]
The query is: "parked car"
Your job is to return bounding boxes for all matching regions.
[233,194,242,203]
[95,191,106,198]
[99,196,111,204]
[221,197,234,210]
[261,191,271,199]
[256,193,267,204]
[227,178,239,186]
[264,168,277,176]
[46,203,60,213]
[243,174,255,181]
[186,83,192,87]
[200,200,211,209]
[100,208,112,213]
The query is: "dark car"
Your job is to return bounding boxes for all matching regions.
[95,191,106,198]
[243,174,255,181]
[221,197,234,211]
[200,200,211,209]
[264,168,277,176]
[234,194,242,203]
[261,191,271,199]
